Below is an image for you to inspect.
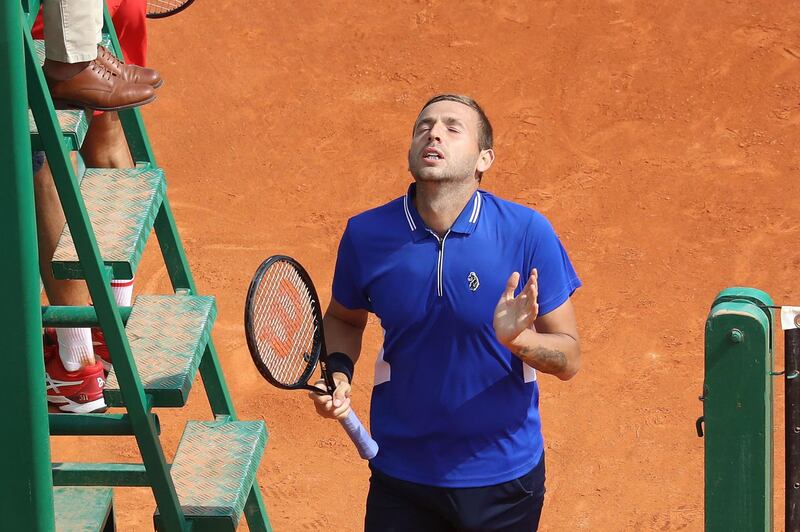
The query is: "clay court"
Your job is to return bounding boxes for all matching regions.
[48,1,800,529]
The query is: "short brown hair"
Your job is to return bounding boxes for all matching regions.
[417,94,493,151]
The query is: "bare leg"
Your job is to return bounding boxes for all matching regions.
[33,155,90,306]
[81,111,136,312]
[81,111,134,169]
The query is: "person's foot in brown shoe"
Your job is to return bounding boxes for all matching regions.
[96,45,163,89]
[44,58,155,111]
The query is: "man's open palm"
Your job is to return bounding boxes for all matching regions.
[493,269,539,346]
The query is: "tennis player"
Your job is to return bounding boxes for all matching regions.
[309,94,582,531]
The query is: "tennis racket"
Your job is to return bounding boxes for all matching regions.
[244,255,379,460]
[146,0,195,19]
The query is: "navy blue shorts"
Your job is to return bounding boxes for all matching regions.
[365,456,546,532]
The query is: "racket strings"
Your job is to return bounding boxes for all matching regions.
[254,277,312,383]
[263,271,312,380]
[254,265,306,379]
[251,261,319,386]
[147,0,186,14]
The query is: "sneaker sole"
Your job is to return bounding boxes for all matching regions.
[48,396,107,414]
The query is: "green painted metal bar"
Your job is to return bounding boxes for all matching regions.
[198,345,236,417]
[0,4,54,531]
[154,202,194,294]
[101,4,156,166]
[21,0,40,28]
[50,412,161,436]
[52,463,151,487]
[704,288,773,532]
[244,487,273,532]
[23,27,189,532]
[42,305,132,327]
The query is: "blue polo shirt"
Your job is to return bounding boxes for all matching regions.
[333,184,581,487]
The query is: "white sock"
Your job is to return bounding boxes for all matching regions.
[55,327,94,371]
[111,277,134,306]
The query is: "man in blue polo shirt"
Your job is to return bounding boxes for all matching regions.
[309,94,581,531]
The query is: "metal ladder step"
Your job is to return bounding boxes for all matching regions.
[54,487,114,532]
[29,39,91,151]
[154,420,267,531]
[103,295,216,407]
[29,108,89,152]
[51,167,165,280]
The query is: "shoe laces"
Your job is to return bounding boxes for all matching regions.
[90,59,116,81]
[99,46,124,69]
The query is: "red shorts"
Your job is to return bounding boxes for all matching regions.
[32,0,148,67]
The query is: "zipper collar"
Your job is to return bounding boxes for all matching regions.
[403,183,483,242]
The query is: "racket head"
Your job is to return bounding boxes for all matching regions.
[146,0,195,19]
[244,255,326,391]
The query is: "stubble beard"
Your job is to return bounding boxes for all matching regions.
[408,155,478,185]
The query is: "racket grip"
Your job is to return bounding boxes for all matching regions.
[339,410,379,460]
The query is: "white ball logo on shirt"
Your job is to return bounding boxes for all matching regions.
[467,272,480,292]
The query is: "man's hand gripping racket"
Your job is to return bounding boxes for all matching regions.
[244,255,379,460]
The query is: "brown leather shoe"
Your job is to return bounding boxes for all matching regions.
[46,60,156,111]
[96,45,163,89]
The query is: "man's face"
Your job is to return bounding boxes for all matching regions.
[408,100,488,183]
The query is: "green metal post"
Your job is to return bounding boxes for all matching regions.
[0,3,55,531]
[703,288,774,532]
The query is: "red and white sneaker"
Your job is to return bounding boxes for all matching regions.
[45,353,107,414]
[92,328,112,372]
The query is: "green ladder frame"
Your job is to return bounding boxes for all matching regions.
[1,2,271,530]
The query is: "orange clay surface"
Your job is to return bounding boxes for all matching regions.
[50,1,800,530]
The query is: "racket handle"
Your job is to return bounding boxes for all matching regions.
[339,410,379,460]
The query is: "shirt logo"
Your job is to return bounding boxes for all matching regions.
[467,272,480,292]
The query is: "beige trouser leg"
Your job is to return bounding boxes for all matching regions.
[42,0,103,63]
